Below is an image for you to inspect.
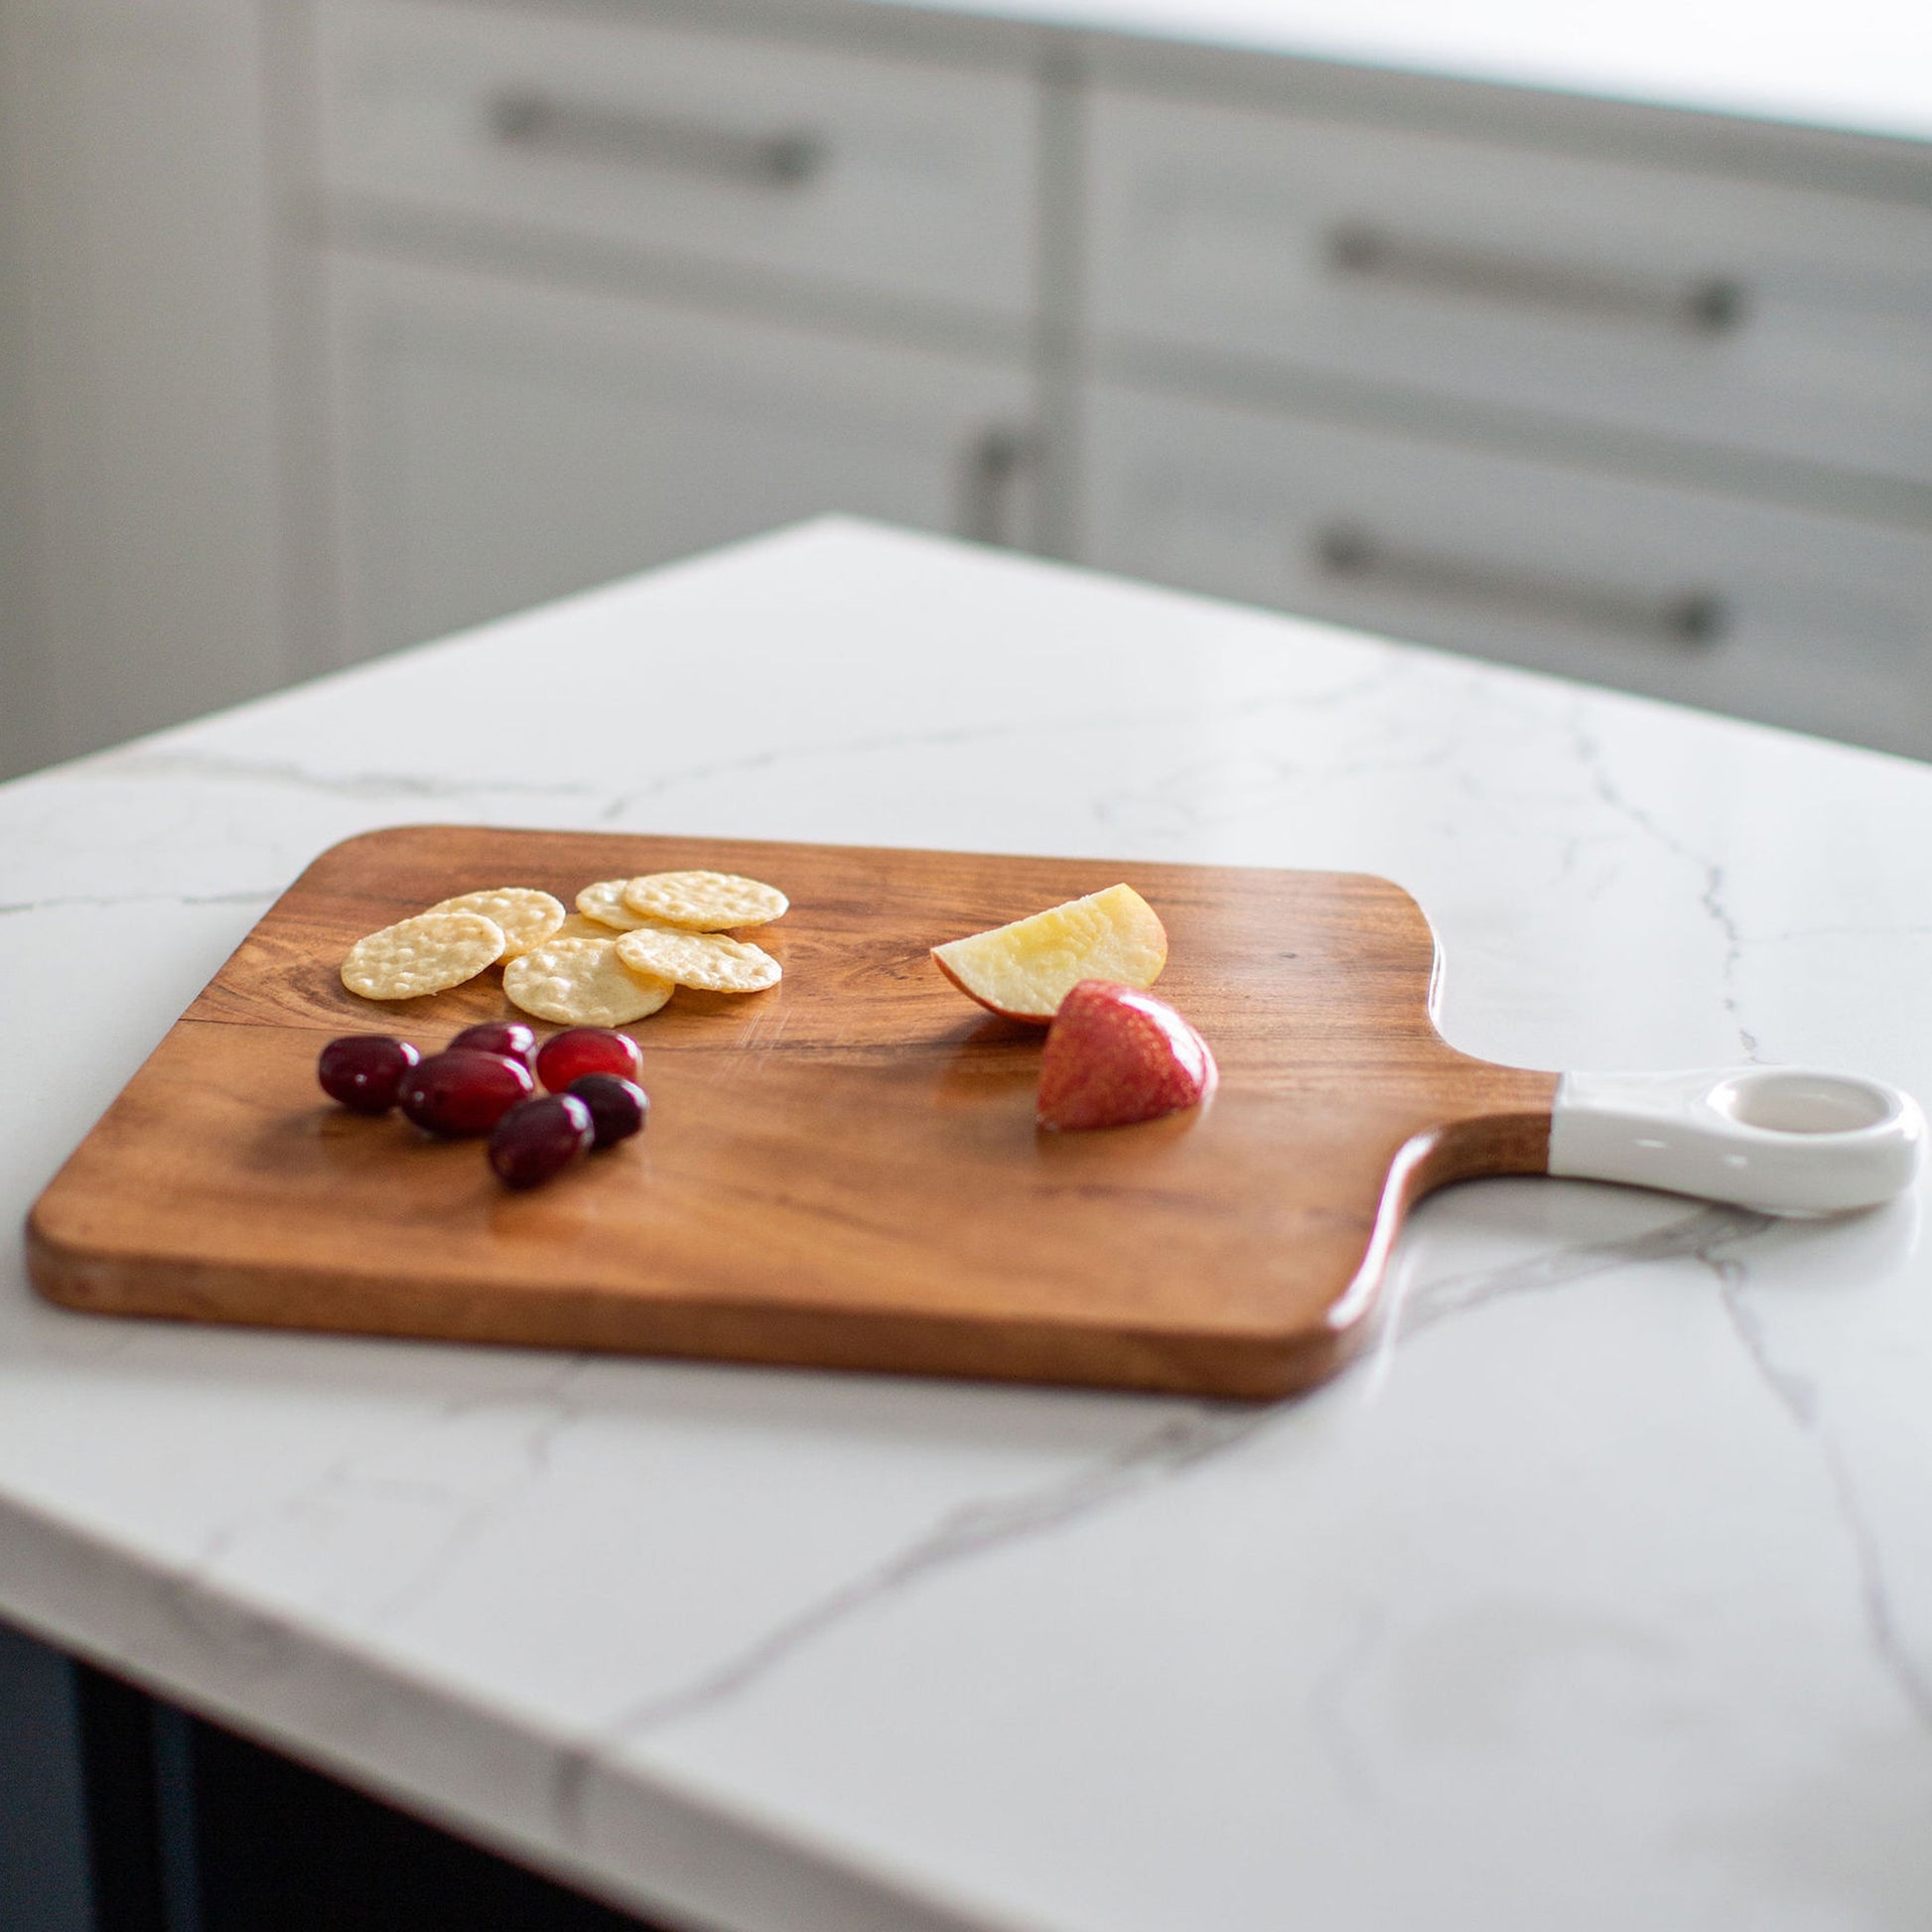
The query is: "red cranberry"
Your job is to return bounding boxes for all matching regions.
[488,1094,594,1188]
[449,1021,536,1069]
[318,1035,421,1115]
[536,1028,641,1093]
[567,1074,648,1150]
[397,1050,532,1139]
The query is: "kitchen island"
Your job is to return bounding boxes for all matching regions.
[3,519,1929,1929]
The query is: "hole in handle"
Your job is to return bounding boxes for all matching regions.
[1710,1071,1896,1137]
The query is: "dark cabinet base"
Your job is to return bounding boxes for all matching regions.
[2,1621,667,1932]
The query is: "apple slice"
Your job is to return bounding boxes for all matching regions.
[931,885,1168,1024]
[1036,981,1216,1132]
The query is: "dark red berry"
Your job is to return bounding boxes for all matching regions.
[536,1028,641,1093]
[567,1073,647,1150]
[397,1049,533,1139]
[488,1094,594,1188]
[449,1021,536,1069]
[318,1035,421,1114]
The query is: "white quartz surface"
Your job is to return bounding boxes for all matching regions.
[913,0,1932,144]
[4,519,1931,1931]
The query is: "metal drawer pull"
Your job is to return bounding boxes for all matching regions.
[1326,223,1746,336]
[1313,524,1728,647]
[959,426,1036,550]
[487,87,824,189]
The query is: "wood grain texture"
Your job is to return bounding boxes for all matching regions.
[26,826,1559,1399]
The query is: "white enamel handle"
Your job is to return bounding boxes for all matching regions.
[1549,1066,1925,1214]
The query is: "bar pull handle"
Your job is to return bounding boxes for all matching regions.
[959,426,1036,550]
[487,87,825,189]
[1313,524,1728,650]
[1326,222,1746,336]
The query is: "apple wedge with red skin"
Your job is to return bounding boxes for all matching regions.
[1036,980,1217,1132]
[931,884,1168,1024]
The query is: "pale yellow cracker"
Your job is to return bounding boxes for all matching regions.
[424,887,565,960]
[616,926,781,995]
[620,871,787,930]
[576,878,665,932]
[551,910,628,942]
[342,911,505,1001]
[503,936,673,1027]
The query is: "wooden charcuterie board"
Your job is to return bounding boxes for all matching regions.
[26,825,1557,1399]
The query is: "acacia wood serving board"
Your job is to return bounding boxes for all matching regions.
[27,825,1558,1399]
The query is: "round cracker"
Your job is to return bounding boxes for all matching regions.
[620,871,787,930]
[424,887,565,959]
[551,910,630,942]
[576,879,664,932]
[616,926,781,994]
[342,911,505,1001]
[503,936,674,1028]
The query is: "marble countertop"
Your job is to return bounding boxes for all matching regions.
[5,519,1931,1931]
[905,0,1932,146]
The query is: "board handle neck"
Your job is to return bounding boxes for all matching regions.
[1548,1066,1923,1215]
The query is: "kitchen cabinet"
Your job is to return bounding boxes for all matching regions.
[1075,56,1932,743]
[327,256,1038,657]
[1086,381,1932,757]
[314,0,1039,324]
[0,1623,89,1932]
[0,1617,667,1929]
[1085,84,1932,486]
[0,0,287,775]
[3,0,1931,771]
[308,0,1045,661]
[0,73,32,783]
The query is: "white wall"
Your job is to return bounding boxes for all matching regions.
[0,0,288,778]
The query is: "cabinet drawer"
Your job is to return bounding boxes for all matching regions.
[315,0,1038,319]
[326,256,1039,659]
[1089,88,1932,485]
[1084,384,1932,759]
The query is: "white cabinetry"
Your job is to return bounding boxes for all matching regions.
[1087,87,1932,485]
[0,72,33,781]
[1086,383,1932,757]
[329,257,1038,657]
[310,0,1044,661]
[315,0,1039,322]
[4,0,1931,770]
[1080,69,1932,750]
[0,0,286,774]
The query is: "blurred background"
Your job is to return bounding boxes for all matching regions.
[2,0,1930,781]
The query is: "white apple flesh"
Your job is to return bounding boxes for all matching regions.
[930,885,1168,1023]
[1035,980,1216,1131]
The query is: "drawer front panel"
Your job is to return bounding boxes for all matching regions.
[327,256,1039,660]
[316,0,1039,318]
[1085,384,1932,759]
[1089,88,1932,484]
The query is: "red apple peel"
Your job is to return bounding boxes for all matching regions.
[1036,981,1217,1132]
